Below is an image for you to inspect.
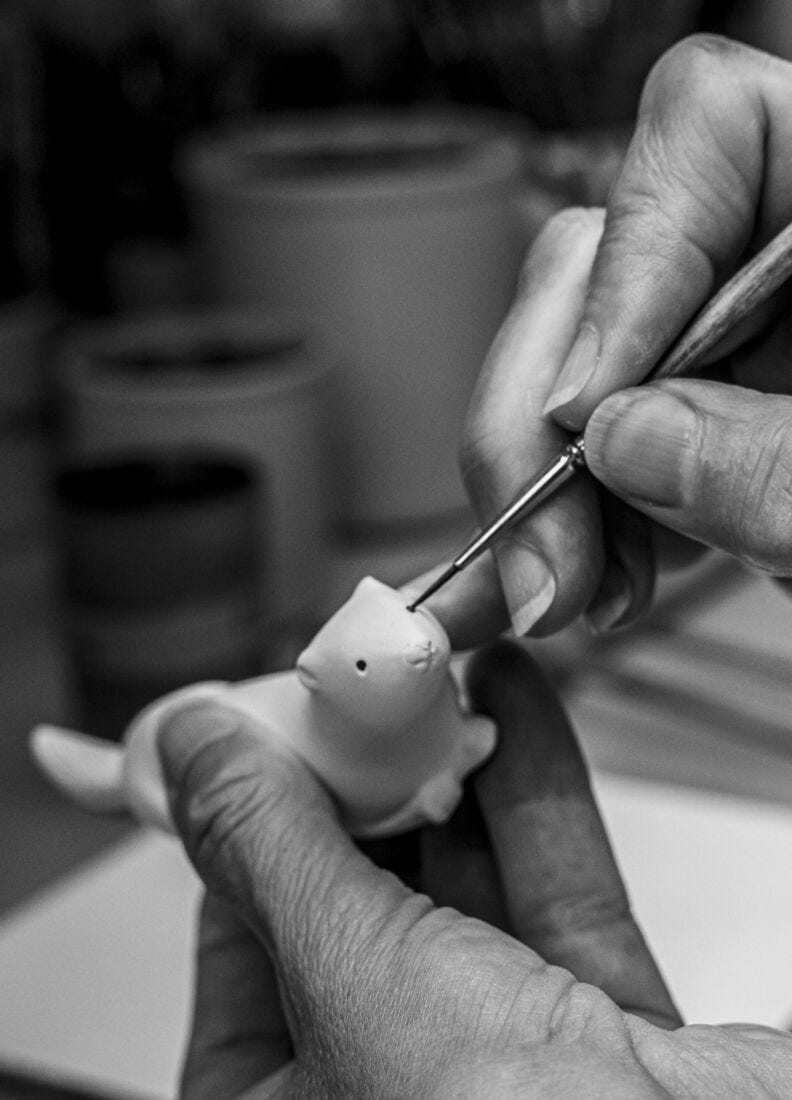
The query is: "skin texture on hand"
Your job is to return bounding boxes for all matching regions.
[158,641,792,1099]
[436,34,792,646]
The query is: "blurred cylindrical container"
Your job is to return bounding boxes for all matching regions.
[0,294,53,545]
[56,309,336,626]
[179,110,526,530]
[53,451,263,738]
[106,238,191,314]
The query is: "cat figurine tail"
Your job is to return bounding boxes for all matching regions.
[31,682,228,833]
[32,724,127,815]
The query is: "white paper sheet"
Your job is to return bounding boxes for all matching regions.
[0,831,200,1099]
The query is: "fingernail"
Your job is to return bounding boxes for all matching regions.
[158,703,241,790]
[585,388,699,507]
[543,323,601,417]
[585,560,633,635]
[495,543,556,636]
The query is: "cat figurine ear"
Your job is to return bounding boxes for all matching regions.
[32,577,496,838]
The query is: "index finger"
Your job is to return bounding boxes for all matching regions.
[544,36,792,431]
[460,206,606,637]
[468,639,682,1029]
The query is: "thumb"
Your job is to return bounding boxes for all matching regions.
[584,378,792,574]
[543,36,792,431]
[158,702,411,1015]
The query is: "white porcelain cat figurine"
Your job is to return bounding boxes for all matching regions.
[31,577,495,837]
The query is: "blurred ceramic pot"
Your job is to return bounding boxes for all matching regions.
[53,449,263,738]
[180,109,526,531]
[56,308,337,626]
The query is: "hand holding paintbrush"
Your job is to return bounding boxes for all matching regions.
[410,39,792,644]
[409,215,792,614]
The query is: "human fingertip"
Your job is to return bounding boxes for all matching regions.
[542,322,601,425]
[585,387,699,508]
[530,206,605,259]
[495,543,556,636]
[158,702,243,789]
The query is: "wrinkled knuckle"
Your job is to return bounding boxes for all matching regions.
[605,186,675,257]
[400,906,473,979]
[548,979,616,1039]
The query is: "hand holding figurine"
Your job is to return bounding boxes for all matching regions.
[427,35,792,647]
[32,578,493,839]
[163,640,792,1099]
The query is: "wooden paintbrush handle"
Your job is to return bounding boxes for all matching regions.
[649,220,792,382]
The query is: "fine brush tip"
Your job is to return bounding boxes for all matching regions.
[406,564,460,612]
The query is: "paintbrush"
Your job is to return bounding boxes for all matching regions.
[409,219,792,610]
